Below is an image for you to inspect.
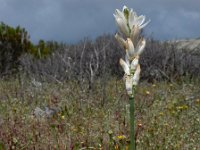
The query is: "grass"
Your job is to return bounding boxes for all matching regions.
[0,77,200,149]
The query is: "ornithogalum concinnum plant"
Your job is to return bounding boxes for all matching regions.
[113,5,150,150]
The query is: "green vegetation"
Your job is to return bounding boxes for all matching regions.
[0,78,199,149]
[33,40,62,59]
[0,22,33,74]
[0,22,62,76]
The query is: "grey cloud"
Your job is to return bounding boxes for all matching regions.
[0,0,200,43]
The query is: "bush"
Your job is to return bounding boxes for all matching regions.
[20,34,200,84]
[0,22,33,76]
[141,39,200,81]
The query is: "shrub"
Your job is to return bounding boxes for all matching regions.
[0,22,33,76]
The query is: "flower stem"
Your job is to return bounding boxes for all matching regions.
[129,92,135,150]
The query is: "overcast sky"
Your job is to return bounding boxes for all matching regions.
[0,0,200,43]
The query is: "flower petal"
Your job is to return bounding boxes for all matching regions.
[128,9,136,27]
[125,53,130,67]
[136,15,145,26]
[136,38,146,56]
[126,38,135,58]
[130,25,140,45]
[139,19,151,29]
[119,58,130,75]
[114,9,124,19]
[130,56,139,71]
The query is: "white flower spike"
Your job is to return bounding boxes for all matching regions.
[115,6,149,95]
[114,6,150,149]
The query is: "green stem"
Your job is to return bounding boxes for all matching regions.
[129,91,135,150]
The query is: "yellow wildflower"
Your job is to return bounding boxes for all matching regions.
[61,115,65,120]
[177,105,188,110]
[159,112,164,116]
[117,135,126,140]
[145,90,150,95]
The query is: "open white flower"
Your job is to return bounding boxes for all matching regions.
[114,6,150,37]
[129,9,150,29]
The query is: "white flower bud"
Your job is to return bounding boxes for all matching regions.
[125,75,133,95]
[132,65,141,86]
[130,56,139,71]
[119,58,130,75]
[115,33,126,49]
[126,38,135,59]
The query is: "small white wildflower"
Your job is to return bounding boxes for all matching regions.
[114,6,150,36]
[129,9,150,29]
